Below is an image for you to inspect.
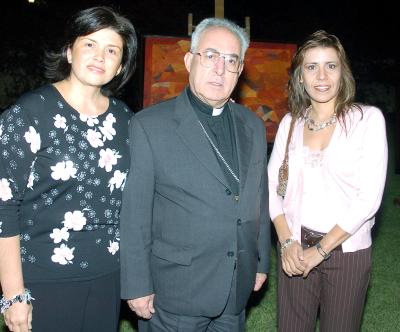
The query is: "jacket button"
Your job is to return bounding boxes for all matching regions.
[225,188,232,195]
[237,219,242,225]
[227,251,234,257]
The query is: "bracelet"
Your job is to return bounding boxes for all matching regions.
[0,289,35,314]
[316,242,332,260]
[280,236,296,256]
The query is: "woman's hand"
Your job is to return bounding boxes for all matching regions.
[301,246,324,277]
[3,301,32,332]
[281,241,306,276]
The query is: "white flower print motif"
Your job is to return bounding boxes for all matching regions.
[86,129,104,148]
[0,124,3,138]
[99,114,116,141]
[53,114,67,129]
[27,159,36,190]
[105,113,116,123]
[107,241,119,255]
[27,173,34,190]
[51,161,77,181]
[0,178,13,201]
[108,170,127,193]
[80,114,99,127]
[51,244,75,265]
[50,227,70,243]
[98,148,121,172]
[62,210,87,231]
[24,126,41,153]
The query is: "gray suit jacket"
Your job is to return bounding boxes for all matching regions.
[120,88,270,317]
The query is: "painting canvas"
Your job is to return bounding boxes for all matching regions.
[143,36,297,142]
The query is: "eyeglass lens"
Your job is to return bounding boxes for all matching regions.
[200,50,240,72]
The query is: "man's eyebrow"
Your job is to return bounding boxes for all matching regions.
[202,48,239,57]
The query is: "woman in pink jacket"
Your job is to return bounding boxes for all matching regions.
[268,30,388,332]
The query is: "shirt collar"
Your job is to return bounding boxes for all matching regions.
[187,87,226,117]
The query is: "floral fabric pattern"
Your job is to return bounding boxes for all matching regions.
[0,178,12,201]
[0,85,132,281]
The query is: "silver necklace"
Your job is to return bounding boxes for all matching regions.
[305,106,337,131]
[198,120,240,184]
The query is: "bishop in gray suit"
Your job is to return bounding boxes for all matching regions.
[120,17,270,331]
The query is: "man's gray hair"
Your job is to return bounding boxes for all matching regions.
[190,17,250,60]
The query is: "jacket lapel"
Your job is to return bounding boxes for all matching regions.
[231,103,253,191]
[174,91,229,188]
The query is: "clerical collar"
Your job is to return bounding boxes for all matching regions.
[187,87,226,116]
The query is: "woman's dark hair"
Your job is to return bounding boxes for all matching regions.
[45,6,137,96]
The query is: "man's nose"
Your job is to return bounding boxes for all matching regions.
[213,56,226,75]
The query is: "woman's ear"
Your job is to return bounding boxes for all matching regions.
[116,65,122,76]
[67,48,72,64]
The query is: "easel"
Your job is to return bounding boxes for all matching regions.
[188,0,250,37]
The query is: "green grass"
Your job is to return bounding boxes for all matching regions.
[2,121,399,331]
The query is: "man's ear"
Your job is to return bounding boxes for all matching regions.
[184,52,193,73]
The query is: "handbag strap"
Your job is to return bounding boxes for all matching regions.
[282,115,296,165]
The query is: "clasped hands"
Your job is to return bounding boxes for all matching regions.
[280,241,324,277]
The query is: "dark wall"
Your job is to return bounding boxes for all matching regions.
[1,0,398,113]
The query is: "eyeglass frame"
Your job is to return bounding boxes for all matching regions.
[190,49,243,73]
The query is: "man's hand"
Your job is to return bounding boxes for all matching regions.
[3,301,32,332]
[127,294,155,319]
[253,273,267,291]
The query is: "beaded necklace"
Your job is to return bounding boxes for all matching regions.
[305,106,337,131]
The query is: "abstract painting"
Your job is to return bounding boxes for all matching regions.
[143,36,297,141]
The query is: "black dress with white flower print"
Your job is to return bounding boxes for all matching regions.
[0,85,133,282]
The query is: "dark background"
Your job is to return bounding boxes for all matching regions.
[1,0,398,112]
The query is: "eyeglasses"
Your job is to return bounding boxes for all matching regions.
[191,50,242,73]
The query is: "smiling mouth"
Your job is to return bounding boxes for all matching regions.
[87,66,105,73]
[315,85,329,92]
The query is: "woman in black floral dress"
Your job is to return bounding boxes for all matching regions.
[0,6,137,332]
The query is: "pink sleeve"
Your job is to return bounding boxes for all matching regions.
[267,114,291,221]
[337,107,388,234]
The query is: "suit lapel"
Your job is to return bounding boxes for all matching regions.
[231,103,253,191]
[174,91,229,188]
